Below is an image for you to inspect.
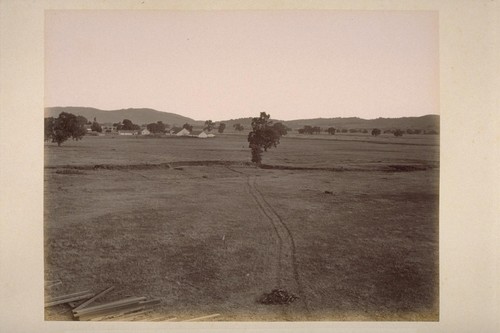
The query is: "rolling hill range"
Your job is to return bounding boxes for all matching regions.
[44,107,203,127]
[45,106,439,131]
[221,115,439,131]
[282,115,440,130]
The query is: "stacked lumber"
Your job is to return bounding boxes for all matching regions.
[45,284,221,321]
[45,290,95,307]
[45,285,161,321]
[74,296,156,321]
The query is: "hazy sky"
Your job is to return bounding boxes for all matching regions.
[45,10,438,121]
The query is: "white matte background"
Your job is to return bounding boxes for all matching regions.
[0,1,498,332]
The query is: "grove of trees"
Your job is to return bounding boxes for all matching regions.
[371,128,381,136]
[247,112,284,164]
[113,119,140,131]
[233,123,244,132]
[298,125,321,134]
[44,112,87,146]
[204,120,215,132]
[147,121,168,134]
[327,127,336,135]
[393,129,404,137]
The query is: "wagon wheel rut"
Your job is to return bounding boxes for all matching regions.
[245,175,310,316]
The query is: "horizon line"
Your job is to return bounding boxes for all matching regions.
[45,106,439,123]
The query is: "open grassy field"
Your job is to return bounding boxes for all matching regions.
[44,133,439,321]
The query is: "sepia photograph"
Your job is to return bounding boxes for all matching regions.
[43,10,439,322]
[1,1,499,332]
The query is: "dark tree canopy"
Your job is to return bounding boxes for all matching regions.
[247,112,283,164]
[122,119,133,129]
[121,119,140,131]
[393,129,404,137]
[45,112,87,146]
[371,128,381,136]
[327,127,336,135]
[182,123,193,131]
[45,117,55,141]
[114,119,139,131]
[272,122,288,136]
[298,125,320,135]
[171,126,182,133]
[91,120,102,133]
[147,121,167,133]
[204,120,215,132]
[218,123,226,133]
[233,123,244,131]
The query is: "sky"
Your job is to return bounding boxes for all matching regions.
[45,10,438,121]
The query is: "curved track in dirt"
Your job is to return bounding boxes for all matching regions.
[245,175,310,315]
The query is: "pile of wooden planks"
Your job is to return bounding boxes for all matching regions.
[73,296,161,321]
[45,286,161,321]
[45,283,221,321]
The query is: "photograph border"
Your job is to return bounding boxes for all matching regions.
[1,0,498,332]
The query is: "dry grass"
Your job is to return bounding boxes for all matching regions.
[44,135,439,321]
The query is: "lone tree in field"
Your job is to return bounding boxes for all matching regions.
[371,128,381,136]
[218,123,226,133]
[247,112,283,164]
[44,112,87,146]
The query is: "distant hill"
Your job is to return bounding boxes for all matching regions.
[44,107,203,127]
[45,106,439,131]
[224,115,439,131]
[282,115,439,130]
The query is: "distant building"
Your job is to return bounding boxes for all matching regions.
[175,128,191,136]
[101,125,117,133]
[118,130,138,136]
[190,130,208,139]
[140,128,151,135]
[207,133,215,138]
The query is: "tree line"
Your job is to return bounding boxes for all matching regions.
[294,125,437,136]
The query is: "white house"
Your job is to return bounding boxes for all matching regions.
[175,128,191,136]
[207,133,215,138]
[118,130,138,136]
[190,130,208,139]
[140,128,151,135]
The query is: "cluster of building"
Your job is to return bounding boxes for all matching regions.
[84,124,215,138]
[172,128,215,138]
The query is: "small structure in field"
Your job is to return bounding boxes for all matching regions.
[140,128,151,135]
[175,128,191,136]
[118,130,138,136]
[190,130,208,139]
[207,133,215,138]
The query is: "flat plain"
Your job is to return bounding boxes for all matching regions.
[44,133,439,321]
